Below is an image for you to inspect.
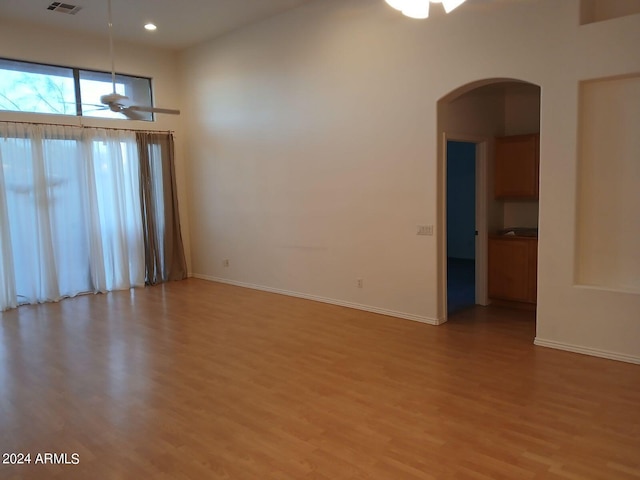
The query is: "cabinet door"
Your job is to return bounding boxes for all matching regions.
[488,238,531,302]
[495,134,539,199]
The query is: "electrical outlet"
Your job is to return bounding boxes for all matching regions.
[357,278,363,288]
[223,259,230,267]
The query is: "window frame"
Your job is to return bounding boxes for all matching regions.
[0,57,154,121]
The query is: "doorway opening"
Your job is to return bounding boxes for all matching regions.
[446,140,477,314]
[437,78,541,325]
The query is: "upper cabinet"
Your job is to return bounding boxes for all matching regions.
[494,133,539,199]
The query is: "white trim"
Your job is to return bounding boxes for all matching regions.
[192,274,440,325]
[534,338,640,365]
[572,284,640,296]
[475,140,489,306]
[438,131,449,321]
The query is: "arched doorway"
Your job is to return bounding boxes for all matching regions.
[436,78,541,322]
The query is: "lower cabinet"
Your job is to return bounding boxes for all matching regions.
[488,236,538,304]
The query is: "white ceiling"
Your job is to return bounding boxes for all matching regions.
[0,0,524,51]
[0,0,318,50]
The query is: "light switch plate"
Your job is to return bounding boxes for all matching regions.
[417,225,434,236]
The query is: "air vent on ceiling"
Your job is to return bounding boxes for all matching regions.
[47,2,82,15]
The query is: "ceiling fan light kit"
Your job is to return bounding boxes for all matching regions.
[385,0,467,19]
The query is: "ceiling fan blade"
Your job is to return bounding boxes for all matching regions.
[442,0,467,13]
[83,106,110,113]
[120,107,147,120]
[128,105,181,115]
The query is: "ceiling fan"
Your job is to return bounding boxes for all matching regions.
[99,0,180,120]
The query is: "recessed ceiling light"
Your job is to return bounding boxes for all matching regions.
[144,23,157,31]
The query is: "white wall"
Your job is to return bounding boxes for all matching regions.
[504,87,540,136]
[181,0,640,360]
[0,18,191,270]
[536,8,640,363]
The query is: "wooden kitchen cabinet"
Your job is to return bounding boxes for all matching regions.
[488,236,538,304]
[495,134,539,199]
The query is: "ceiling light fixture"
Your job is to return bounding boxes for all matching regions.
[385,0,467,19]
[144,23,157,31]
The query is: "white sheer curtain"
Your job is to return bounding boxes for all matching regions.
[0,145,16,310]
[0,123,144,310]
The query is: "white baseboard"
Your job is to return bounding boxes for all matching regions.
[192,274,439,325]
[534,338,640,365]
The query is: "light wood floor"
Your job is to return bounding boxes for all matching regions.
[1,279,638,480]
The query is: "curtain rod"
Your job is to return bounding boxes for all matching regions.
[0,119,174,135]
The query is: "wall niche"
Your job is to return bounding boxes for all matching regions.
[575,74,640,293]
[580,0,640,25]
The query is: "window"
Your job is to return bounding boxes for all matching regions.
[0,59,76,115]
[0,58,153,121]
[79,70,153,121]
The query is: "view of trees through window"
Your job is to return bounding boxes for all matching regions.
[0,58,153,120]
[0,62,75,115]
